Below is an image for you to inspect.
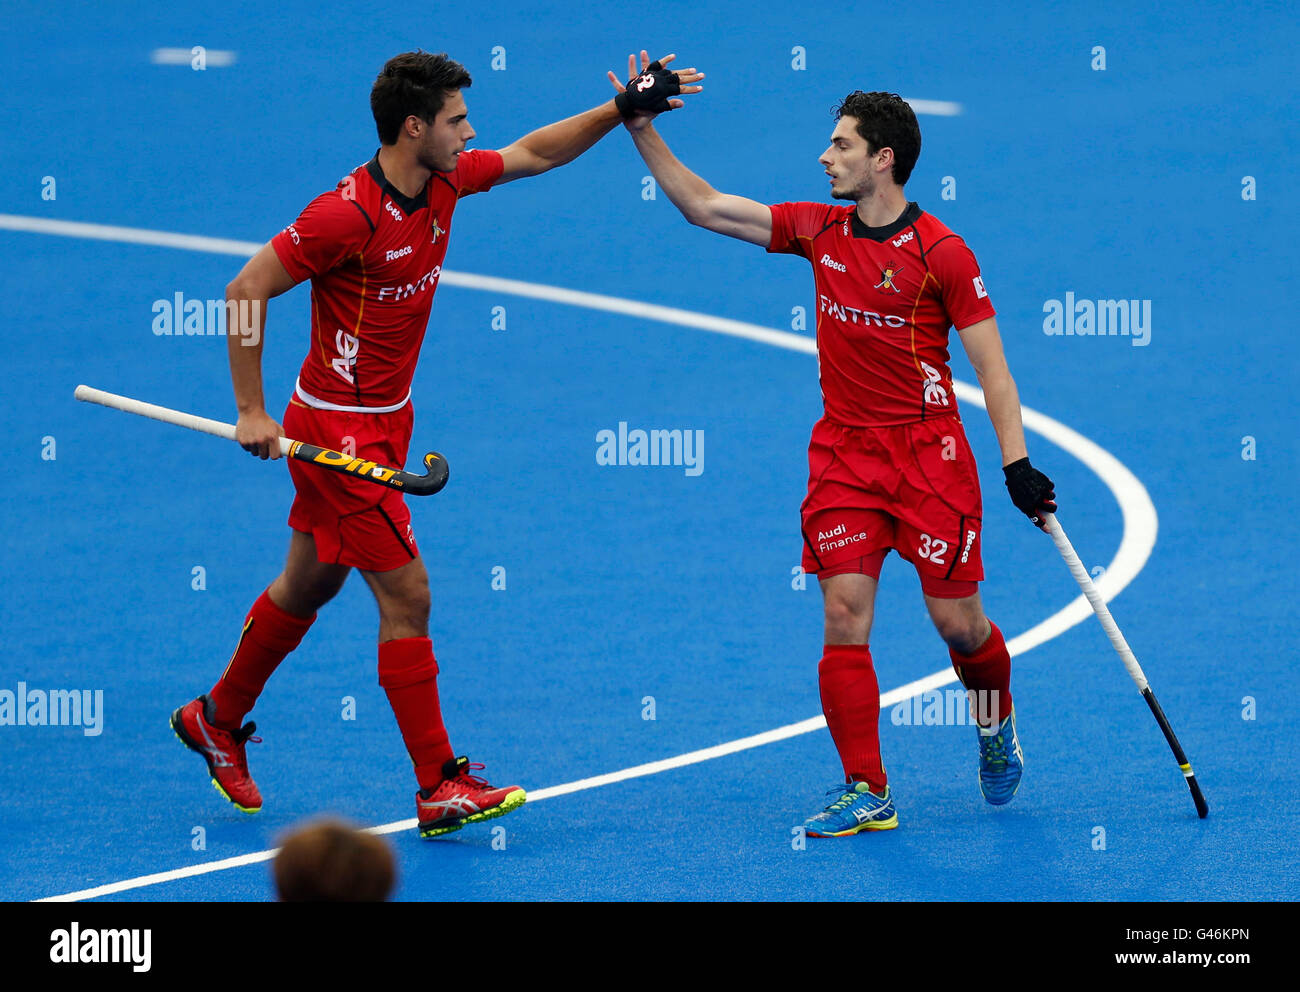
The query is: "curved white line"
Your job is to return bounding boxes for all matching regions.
[3,215,1156,901]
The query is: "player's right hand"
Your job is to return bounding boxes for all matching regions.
[606,50,703,129]
[236,409,284,460]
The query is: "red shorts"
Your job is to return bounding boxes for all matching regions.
[801,415,983,598]
[282,397,420,572]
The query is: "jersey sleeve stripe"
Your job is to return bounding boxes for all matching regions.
[813,207,840,239]
[349,199,376,233]
[920,232,957,262]
[910,223,927,261]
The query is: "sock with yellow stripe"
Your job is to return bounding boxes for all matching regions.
[209,590,315,730]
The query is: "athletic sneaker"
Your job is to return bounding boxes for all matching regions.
[170,694,263,813]
[417,756,527,839]
[801,781,898,837]
[977,705,1024,805]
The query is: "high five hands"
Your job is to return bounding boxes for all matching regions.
[607,50,704,128]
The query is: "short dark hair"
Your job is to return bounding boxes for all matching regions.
[371,51,472,145]
[834,91,921,186]
[273,819,396,902]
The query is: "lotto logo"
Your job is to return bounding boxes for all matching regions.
[892,230,915,248]
[385,201,404,222]
[286,225,300,245]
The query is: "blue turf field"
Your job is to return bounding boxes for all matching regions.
[2,1,1297,902]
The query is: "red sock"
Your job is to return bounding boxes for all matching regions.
[949,621,1013,728]
[378,637,454,791]
[818,644,887,792]
[209,590,315,729]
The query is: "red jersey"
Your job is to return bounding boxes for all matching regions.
[768,201,995,427]
[271,149,504,411]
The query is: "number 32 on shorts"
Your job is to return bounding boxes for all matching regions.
[917,533,948,565]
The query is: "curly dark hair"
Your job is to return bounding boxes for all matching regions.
[371,51,472,145]
[834,91,921,186]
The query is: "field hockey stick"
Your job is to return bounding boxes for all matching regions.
[74,385,449,496]
[1042,512,1209,818]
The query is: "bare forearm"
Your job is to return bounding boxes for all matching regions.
[516,101,623,172]
[226,284,269,415]
[979,369,1029,466]
[628,123,717,223]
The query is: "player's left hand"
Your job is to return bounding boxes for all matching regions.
[606,50,703,126]
[1003,457,1057,530]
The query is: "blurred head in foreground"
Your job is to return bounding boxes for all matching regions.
[273,818,396,902]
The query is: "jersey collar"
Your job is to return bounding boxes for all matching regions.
[366,153,428,215]
[850,201,921,241]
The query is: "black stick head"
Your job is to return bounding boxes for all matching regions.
[407,451,448,495]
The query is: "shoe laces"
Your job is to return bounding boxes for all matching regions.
[202,699,261,747]
[450,761,490,790]
[823,782,869,811]
[980,731,1007,770]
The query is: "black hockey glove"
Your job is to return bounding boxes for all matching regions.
[1003,457,1057,527]
[614,60,681,118]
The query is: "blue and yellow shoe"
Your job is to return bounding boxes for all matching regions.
[801,781,898,837]
[977,705,1024,805]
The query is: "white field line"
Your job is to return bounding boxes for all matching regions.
[2,215,1155,901]
[151,48,237,67]
[903,99,963,117]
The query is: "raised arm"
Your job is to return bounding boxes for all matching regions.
[624,121,772,246]
[495,103,623,183]
[497,52,704,184]
[604,50,770,246]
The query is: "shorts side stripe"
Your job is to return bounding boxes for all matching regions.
[377,505,417,562]
[945,515,964,579]
[802,528,826,571]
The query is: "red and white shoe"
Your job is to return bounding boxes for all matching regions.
[417,756,526,838]
[170,694,263,813]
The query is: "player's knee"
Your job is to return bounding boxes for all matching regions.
[824,596,871,641]
[310,572,349,608]
[379,585,430,633]
[935,615,988,655]
[409,581,431,621]
[272,569,343,617]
